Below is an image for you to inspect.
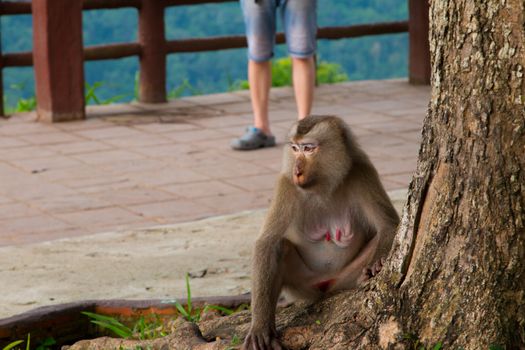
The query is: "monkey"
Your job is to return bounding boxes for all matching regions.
[243,115,400,350]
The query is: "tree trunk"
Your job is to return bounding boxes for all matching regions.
[67,1,525,349]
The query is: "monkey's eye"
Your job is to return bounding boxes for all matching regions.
[302,144,317,154]
[290,143,301,152]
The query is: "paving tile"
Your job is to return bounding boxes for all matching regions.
[373,158,418,177]
[0,214,73,235]
[0,196,14,205]
[99,134,173,148]
[99,158,168,175]
[163,180,244,199]
[31,195,110,213]
[359,120,422,134]
[7,155,85,173]
[131,122,200,133]
[128,199,214,224]
[0,145,58,161]
[2,226,95,246]
[193,191,273,215]
[191,161,273,180]
[90,186,176,206]
[0,121,59,136]
[73,126,147,140]
[53,118,111,131]
[0,136,29,148]
[0,202,43,220]
[129,168,211,186]
[209,102,254,114]
[131,143,198,159]
[18,132,86,145]
[163,128,231,143]
[169,150,241,167]
[185,91,249,106]
[44,140,114,155]
[223,173,278,192]
[1,181,78,201]
[382,172,414,189]
[190,115,251,129]
[72,149,145,165]
[57,174,136,194]
[54,206,146,228]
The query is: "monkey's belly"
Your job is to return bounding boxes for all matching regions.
[297,239,364,274]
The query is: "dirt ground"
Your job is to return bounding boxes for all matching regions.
[0,189,406,319]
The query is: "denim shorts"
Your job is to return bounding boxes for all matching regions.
[240,0,317,62]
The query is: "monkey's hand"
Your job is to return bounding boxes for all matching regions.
[243,326,282,350]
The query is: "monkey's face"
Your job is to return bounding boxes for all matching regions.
[288,140,319,188]
[285,116,352,192]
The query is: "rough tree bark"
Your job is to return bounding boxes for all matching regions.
[68,1,524,349]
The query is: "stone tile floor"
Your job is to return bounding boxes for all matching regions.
[0,79,430,246]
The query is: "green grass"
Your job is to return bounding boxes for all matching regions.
[82,272,248,342]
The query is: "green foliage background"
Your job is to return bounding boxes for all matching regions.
[0,0,408,110]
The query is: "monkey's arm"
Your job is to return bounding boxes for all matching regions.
[244,177,297,350]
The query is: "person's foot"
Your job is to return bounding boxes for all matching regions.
[230,126,276,151]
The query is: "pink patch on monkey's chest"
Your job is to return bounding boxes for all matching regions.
[306,222,353,247]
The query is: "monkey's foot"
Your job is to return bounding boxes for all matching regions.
[362,258,385,280]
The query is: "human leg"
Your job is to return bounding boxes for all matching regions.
[232,0,277,150]
[282,0,317,120]
[292,56,315,120]
[249,59,272,134]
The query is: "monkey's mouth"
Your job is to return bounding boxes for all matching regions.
[294,175,315,189]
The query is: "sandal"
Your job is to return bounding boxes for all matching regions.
[230,126,276,151]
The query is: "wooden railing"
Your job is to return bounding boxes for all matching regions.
[0,0,429,122]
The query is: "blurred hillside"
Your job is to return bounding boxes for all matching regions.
[0,0,408,110]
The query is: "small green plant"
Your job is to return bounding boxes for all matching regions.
[235,57,349,91]
[85,81,129,105]
[14,97,37,113]
[82,312,166,340]
[402,333,442,350]
[35,337,55,350]
[168,79,203,99]
[489,346,504,350]
[82,311,133,338]
[225,334,242,350]
[174,272,200,322]
[2,333,29,350]
[2,340,24,350]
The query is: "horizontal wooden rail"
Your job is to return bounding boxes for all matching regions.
[2,52,32,67]
[83,42,142,61]
[1,21,408,67]
[83,0,141,10]
[0,0,237,15]
[317,21,408,39]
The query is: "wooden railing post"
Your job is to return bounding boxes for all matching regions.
[408,0,430,85]
[32,0,85,122]
[138,0,166,103]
